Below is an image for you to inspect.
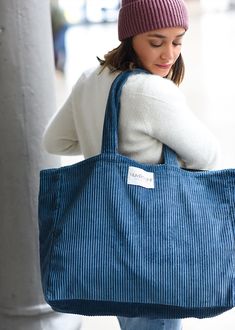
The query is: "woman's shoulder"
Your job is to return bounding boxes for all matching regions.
[73,65,118,92]
[73,65,101,87]
[124,72,184,103]
[69,65,120,108]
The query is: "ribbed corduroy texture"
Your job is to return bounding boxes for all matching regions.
[38,70,235,319]
[118,0,189,40]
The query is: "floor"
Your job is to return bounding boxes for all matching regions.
[54,2,235,329]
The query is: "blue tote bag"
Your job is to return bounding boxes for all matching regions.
[38,70,235,319]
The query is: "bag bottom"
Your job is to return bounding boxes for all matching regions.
[48,299,232,319]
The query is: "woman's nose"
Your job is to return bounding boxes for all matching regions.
[160,45,174,61]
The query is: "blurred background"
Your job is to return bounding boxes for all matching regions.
[49,0,235,329]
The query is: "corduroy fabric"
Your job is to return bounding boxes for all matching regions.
[118,0,189,40]
[38,70,235,319]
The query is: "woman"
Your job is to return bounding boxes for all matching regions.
[43,0,219,329]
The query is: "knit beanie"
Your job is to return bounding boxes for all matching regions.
[118,0,189,41]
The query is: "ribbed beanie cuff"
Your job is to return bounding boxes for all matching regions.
[118,0,189,41]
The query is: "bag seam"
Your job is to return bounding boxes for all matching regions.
[45,170,63,300]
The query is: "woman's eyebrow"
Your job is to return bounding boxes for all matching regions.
[147,32,186,38]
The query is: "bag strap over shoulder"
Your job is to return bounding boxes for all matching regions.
[101,69,179,168]
[101,70,136,155]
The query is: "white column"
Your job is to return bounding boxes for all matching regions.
[0,0,81,329]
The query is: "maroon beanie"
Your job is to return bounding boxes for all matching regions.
[118,0,189,41]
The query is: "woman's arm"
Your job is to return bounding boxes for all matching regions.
[42,89,81,156]
[130,76,220,170]
[148,99,220,169]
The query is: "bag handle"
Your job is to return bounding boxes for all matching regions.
[101,69,179,167]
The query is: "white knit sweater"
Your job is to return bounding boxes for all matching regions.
[43,66,219,169]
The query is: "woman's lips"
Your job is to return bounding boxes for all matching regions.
[156,64,172,69]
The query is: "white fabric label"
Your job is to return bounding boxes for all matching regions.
[127,166,155,189]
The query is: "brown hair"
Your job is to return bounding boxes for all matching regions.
[98,38,185,86]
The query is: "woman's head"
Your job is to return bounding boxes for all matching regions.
[100,0,189,85]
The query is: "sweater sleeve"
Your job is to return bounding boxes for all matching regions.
[129,76,220,170]
[42,87,81,156]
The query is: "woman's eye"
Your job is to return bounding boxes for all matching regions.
[150,43,162,48]
[173,40,182,46]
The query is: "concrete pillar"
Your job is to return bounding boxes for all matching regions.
[0,1,81,329]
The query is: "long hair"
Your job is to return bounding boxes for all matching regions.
[98,38,185,86]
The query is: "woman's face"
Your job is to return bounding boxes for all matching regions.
[132,27,185,76]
